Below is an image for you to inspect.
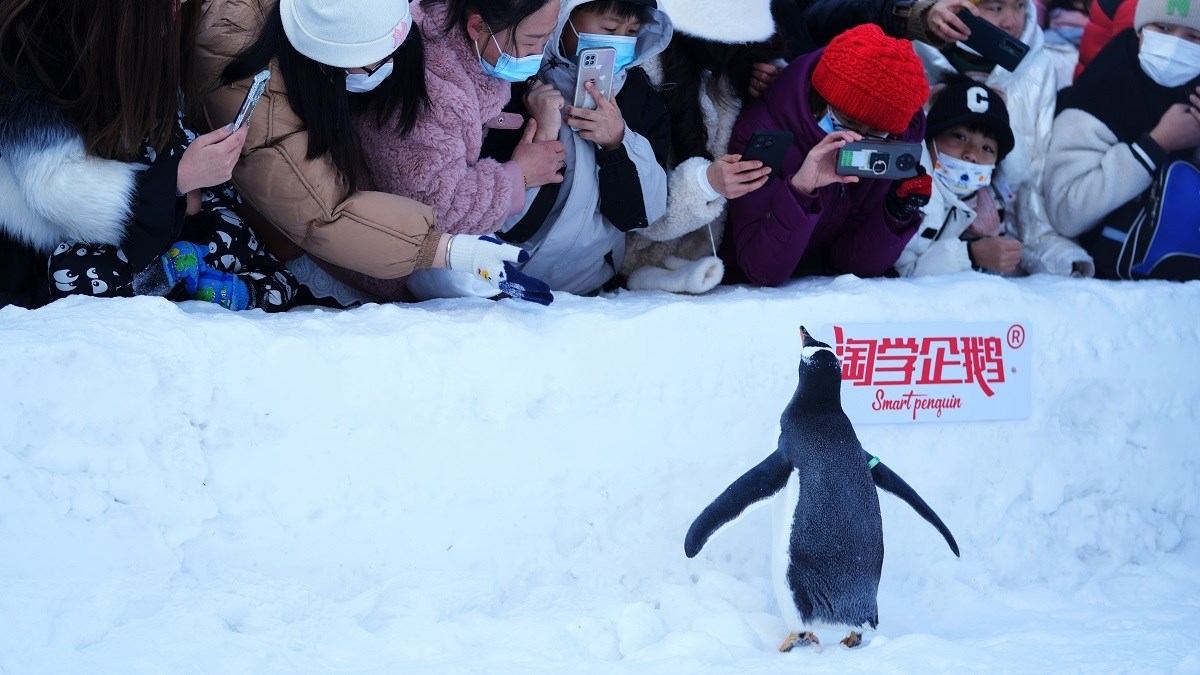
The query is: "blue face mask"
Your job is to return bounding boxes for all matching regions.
[570,21,639,72]
[476,34,543,83]
[816,109,889,139]
[817,110,837,135]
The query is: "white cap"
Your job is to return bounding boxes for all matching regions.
[656,0,775,43]
[280,0,413,68]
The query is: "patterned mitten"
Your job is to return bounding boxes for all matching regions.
[194,267,252,311]
[447,235,553,305]
[161,241,209,294]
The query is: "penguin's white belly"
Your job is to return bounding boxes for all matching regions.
[772,469,804,631]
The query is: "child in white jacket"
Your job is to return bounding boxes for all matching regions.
[913,0,1089,276]
[896,80,1093,276]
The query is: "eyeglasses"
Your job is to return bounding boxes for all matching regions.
[358,58,393,76]
[830,109,890,140]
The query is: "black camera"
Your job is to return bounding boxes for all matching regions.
[834,140,922,180]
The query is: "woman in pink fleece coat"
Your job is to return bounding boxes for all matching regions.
[357,0,565,235]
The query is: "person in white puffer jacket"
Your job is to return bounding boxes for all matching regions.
[914,0,1091,276]
[896,79,1093,277]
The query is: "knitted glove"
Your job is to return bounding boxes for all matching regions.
[161,241,209,294]
[885,164,932,220]
[194,267,251,310]
[447,235,553,306]
[161,241,252,310]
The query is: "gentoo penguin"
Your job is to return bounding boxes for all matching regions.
[684,327,960,651]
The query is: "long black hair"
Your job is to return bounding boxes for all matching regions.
[0,0,203,161]
[423,0,552,43]
[223,3,429,190]
[658,34,784,164]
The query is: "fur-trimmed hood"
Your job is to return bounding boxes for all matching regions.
[656,0,774,43]
[0,86,137,254]
[538,0,674,98]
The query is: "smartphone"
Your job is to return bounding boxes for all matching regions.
[956,9,1030,72]
[229,69,271,131]
[834,140,923,180]
[740,130,794,182]
[573,47,616,110]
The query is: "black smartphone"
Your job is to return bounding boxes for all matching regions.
[956,9,1030,72]
[741,130,794,182]
[834,140,922,180]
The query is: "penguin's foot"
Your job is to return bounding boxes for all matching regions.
[779,631,820,652]
[840,631,862,649]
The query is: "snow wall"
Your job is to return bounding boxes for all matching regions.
[1,274,1198,673]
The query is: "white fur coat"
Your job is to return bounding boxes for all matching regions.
[0,90,136,254]
[621,57,742,293]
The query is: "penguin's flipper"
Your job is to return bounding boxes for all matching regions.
[684,450,790,558]
[862,450,960,556]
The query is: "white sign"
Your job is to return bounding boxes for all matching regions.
[817,322,1032,425]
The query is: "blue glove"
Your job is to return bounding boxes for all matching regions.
[447,235,553,305]
[194,267,251,311]
[161,241,209,294]
[161,241,251,310]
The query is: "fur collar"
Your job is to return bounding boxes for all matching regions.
[0,89,136,253]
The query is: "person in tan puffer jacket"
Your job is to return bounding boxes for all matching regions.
[194,0,552,304]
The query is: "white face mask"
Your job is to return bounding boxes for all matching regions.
[346,59,394,93]
[1138,29,1200,88]
[933,143,995,197]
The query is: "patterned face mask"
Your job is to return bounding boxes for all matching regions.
[932,142,995,197]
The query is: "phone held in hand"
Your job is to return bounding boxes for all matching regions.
[740,130,794,182]
[573,47,616,110]
[229,69,271,131]
[956,9,1030,72]
[834,140,922,180]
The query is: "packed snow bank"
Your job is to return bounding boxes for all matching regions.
[1,274,1198,673]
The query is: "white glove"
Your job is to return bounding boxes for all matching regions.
[446,235,553,305]
[626,255,724,294]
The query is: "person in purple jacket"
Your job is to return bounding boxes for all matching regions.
[721,24,934,286]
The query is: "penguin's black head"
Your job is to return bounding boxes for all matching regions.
[800,326,832,351]
[793,326,843,403]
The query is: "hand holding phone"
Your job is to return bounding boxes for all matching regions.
[708,154,774,199]
[955,9,1030,72]
[228,69,271,131]
[834,140,923,180]
[573,47,616,110]
[739,130,793,183]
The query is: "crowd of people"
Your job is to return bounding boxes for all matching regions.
[2,0,1198,311]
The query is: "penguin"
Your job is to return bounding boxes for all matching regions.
[684,327,960,652]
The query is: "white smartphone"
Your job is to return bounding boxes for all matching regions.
[229,69,271,131]
[572,47,616,110]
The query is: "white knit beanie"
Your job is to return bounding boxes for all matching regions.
[280,0,414,68]
[655,0,775,43]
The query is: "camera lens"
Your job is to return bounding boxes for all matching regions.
[895,153,916,172]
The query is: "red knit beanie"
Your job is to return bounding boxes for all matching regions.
[811,24,930,136]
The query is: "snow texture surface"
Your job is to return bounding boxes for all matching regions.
[2,274,1198,673]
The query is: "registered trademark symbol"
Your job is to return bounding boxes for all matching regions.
[1007,324,1026,349]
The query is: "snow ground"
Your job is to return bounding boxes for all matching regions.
[2,274,1198,674]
